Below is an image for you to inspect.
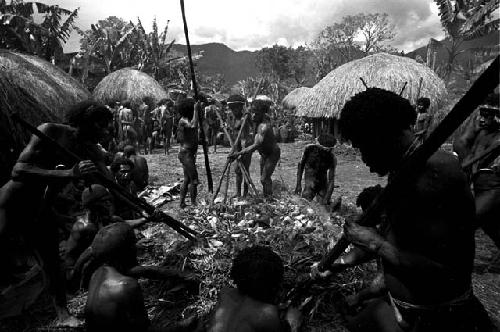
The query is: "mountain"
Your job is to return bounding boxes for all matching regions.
[171,43,259,86]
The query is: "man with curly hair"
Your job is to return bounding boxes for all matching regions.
[0,101,113,326]
[316,88,493,331]
[229,100,280,197]
[208,245,301,332]
[295,133,337,205]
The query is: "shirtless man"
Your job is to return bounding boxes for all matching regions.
[207,245,301,332]
[159,99,175,154]
[227,94,254,197]
[204,104,220,154]
[454,93,500,252]
[414,97,431,141]
[82,222,197,332]
[229,99,280,197]
[0,101,112,326]
[123,145,149,191]
[313,88,493,331]
[177,98,200,208]
[118,100,137,147]
[295,133,337,205]
[62,184,146,283]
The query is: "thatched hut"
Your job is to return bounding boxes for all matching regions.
[296,53,448,138]
[93,68,169,108]
[282,87,310,111]
[0,49,91,185]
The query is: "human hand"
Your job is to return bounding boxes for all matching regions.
[344,220,384,252]
[285,306,302,332]
[310,261,332,280]
[73,160,97,178]
[227,152,239,161]
[147,209,165,223]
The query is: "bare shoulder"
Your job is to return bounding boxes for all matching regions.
[36,122,74,138]
[252,303,283,332]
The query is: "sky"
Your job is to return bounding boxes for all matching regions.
[42,0,446,53]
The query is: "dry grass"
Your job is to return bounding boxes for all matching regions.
[282,87,311,111]
[92,68,169,107]
[295,53,448,119]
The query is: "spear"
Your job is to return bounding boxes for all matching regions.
[179,0,213,193]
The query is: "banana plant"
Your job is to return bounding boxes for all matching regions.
[0,0,78,61]
[433,0,499,79]
[133,17,175,79]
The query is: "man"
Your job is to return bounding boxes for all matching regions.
[207,245,301,332]
[314,88,493,331]
[226,94,254,197]
[204,104,220,154]
[158,99,175,154]
[62,184,146,283]
[295,133,337,205]
[0,101,112,326]
[123,145,149,191]
[110,156,141,219]
[82,222,198,332]
[454,93,500,252]
[414,97,431,141]
[177,98,200,208]
[229,99,280,197]
[119,100,137,148]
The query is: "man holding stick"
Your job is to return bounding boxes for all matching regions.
[227,94,254,198]
[0,101,112,326]
[315,88,493,331]
[229,99,280,198]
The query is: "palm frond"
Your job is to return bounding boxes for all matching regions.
[460,0,500,38]
[57,8,78,42]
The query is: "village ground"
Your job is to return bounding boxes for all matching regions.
[0,140,498,331]
[146,139,500,327]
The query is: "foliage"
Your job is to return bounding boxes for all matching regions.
[235,76,289,102]
[0,0,78,61]
[433,0,499,79]
[76,16,136,78]
[198,73,229,94]
[133,17,175,80]
[256,45,310,86]
[310,13,396,81]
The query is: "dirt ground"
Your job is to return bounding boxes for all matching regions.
[0,140,498,331]
[147,140,500,326]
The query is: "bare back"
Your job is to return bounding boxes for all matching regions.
[208,288,284,332]
[255,123,279,156]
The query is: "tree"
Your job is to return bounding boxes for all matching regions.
[256,44,292,82]
[0,0,78,61]
[77,16,136,79]
[357,13,396,54]
[133,17,175,79]
[199,73,229,94]
[434,0,499,80]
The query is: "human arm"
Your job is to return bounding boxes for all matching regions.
[124,217,146,228]
[126,265,197,281]
[229,124,265,159]
[295,147,310,194]
[322,154,337,205]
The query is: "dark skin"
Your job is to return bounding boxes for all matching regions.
[160,104,174,154]
[295,143,337,205]
[177,102,200,208]
[314,129,477,331]
[0,118,111,327]
[207,288,301,332]
[84,223,196,332]
[123,148,149,191]
[454,110,500,250]
[229,109,280,197]
[228,102,254,197]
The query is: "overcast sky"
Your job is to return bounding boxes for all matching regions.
[43,0,446,53]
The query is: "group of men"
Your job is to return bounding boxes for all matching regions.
[0,84,499,332]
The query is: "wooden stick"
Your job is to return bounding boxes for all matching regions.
[223,161,231,204]
[180,0,213,193]
[416,77,424,101]
[359,77,368,89]
[399,81,408,96]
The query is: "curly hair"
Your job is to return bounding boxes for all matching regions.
[176,97,195,119]
[340,88,416,144]
[230,245,284,303]
[65,100,112,128]
[110,156,135,174]
[252,99,271,114]
[356,184,383,211]
[318,133,337,147]
[416,97,431,111]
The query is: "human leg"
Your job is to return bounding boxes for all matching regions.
[241,154,252,197]
[260,149,280,197]
[475,188,500,249]
[186,151,198,206]
[178,152,190,208]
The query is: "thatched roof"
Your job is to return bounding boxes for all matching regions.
[0,49,91,185]
[296,53,448,118]
[93,68,168,108]
[282,87,310,110]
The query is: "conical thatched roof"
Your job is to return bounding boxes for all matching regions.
[93,68,168,107]
[0,49,91,185]
[296,53,447,118]
[282,87,310,110]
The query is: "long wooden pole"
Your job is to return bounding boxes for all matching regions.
[180,0,213,193]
